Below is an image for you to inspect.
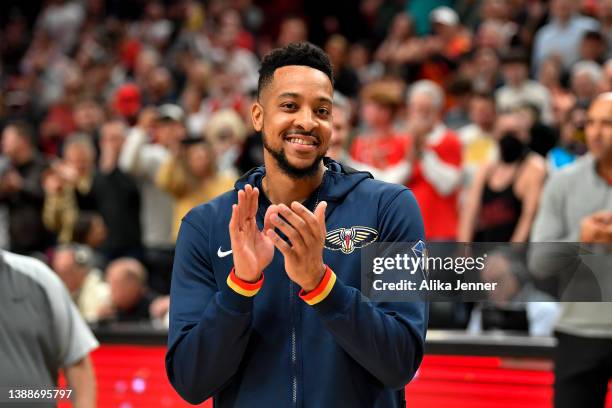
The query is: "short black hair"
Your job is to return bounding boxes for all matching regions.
[257,42,334,98]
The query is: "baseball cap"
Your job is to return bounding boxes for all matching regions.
[430,6,459,27]
[156,104,185,123]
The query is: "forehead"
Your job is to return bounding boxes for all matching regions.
[265,65,333,100]
[588,98,612,116]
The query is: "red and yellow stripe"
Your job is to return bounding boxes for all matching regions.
[299,265,336,305]
[226,268,264,297]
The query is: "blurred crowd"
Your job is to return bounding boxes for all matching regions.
[1,0,611,332]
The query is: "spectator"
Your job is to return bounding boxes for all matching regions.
[458,92,499,187]
[475,19,513,52]
[324,34,360,98]
[532,0,599,74]
[100,257,158,322]
[73,99,105,137]
[459,112,547,242]
[470,46,503,93]
[404,80,462,240]
[349,80,407,171]
[0,122,52,254]
[93,120,142,259]
[529,92,612,408]
[406,0,453,36]
[157,137,234,241]
[277,15,308,48]
[199,63,249,122]
[143,67,176,106]
[328,92,352,163]
[52,244,110,323]
[71,210,108,264]
[444,77,474,130]
[205,109,247,177]
[0,250,98,408]
[538,56,566,99]
[468,250,560,336]
[570,60,604,105]
[578,30,607,65]
[43,133,97,243]
[496,48,553,124]
[43,123,142,260]
[429,6,472,61]
[118,105,178,293]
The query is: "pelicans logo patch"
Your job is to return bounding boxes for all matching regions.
[325,226,378,254]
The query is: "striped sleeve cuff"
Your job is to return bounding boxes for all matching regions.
[299,265,336,306]
[226,268,264,297]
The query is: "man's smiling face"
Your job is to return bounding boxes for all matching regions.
[252,65,333,179]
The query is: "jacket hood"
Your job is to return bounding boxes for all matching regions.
[234,158,372,204]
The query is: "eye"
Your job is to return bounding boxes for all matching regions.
[281,102,297,110]
[317,107,330,117]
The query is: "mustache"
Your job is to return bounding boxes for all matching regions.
[283,129,316,137]
[282,129,320,142]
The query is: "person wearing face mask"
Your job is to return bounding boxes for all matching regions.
[459,112,548,243]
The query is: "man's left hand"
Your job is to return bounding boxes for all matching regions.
[266,201,327,292]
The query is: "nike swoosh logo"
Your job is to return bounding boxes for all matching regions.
[217,247,233,258]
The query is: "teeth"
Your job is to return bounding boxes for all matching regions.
[288,138,314,145]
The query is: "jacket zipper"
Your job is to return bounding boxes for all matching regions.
[290,281,297,406]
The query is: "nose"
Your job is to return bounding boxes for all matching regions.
[294,107,317,132]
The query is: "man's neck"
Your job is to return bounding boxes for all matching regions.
[261,159,325,206]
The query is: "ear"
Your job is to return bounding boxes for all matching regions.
[251,101,264,132]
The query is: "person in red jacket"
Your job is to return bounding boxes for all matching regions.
[404,80,463,240]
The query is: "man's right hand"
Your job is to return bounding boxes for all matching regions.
[229,184,275,282]
[580,210,612,243]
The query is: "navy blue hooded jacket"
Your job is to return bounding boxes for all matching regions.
[166,158,428,407]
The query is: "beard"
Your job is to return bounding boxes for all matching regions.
[262,131,326,180]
